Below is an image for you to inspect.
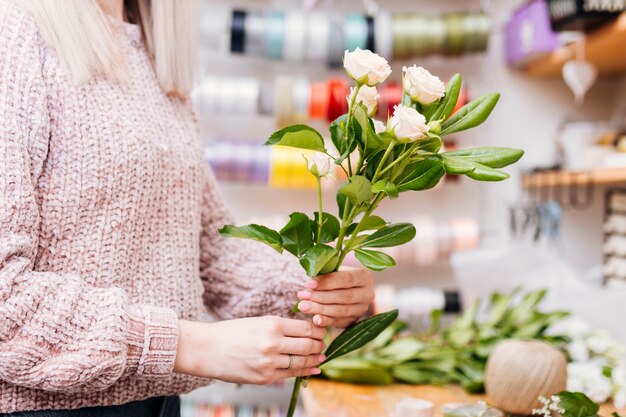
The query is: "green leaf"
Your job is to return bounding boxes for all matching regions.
[330,115,356,164]
[346,215,387,236]
[371,179,398,199]
[280,213,314,257]
[219,224,283,253]
[444,147,524,168]
[441,92,500,136]
[397,157,445,192]
[321,358,393,385]
[352,105,390,158]
[415,135,443,153]
[354,249,396,271]
[440,154,476,175]
[312,212,340,244]
[299,244,338,277]
[337,193,348,219]
[265,124,326,152]
[466,162,510,182]
[378,338,424,362]
[432,74,463,122]
[338,176,373,206]
[557,391,600,417]
[323,309,399,363]
[360,223,416,248]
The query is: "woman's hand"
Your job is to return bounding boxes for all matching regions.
[174,317,326,385]
[296,268,374,328]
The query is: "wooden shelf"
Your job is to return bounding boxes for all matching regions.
[522,167,626,188]
[525,13,626,77]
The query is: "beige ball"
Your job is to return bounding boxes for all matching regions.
[485,340,567,415]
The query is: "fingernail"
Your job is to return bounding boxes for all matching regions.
[298,301,312,312]
[318,355,326,362]
[311,368,322,375]
[304,280,318,289]
[314,315,323,326]
[322,343,327,349]
[297,290,311,300]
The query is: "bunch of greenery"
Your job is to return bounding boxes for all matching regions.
[320,290,570,393]
[218,49,524,415]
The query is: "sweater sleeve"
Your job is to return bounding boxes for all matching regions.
[0,3,179,393]
[198,164,308,320]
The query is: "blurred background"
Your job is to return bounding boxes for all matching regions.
[185,0,626,414]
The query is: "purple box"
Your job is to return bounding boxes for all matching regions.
[505,0,560,67]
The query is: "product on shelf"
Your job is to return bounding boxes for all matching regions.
[505,0,560,68]
[192,75,469,126]
[219,9,490,65]
[547,0,625,31]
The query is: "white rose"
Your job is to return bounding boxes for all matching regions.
[373,119,387,134]
[307,152,331,178]
[347,85,379,116]
[343,48,392,87]
[389,105,430,142]
[402,65,446,105]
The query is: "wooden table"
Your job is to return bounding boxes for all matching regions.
[302,380,618,417]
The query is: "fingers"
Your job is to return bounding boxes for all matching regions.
[307,269,373,291]
[278,353,326,370]
[279,336,325,355]
[279,318,326,340]
[298,287,373,305]
[297,300,366,320]
[310,314,360,328]
[275,367,322,381]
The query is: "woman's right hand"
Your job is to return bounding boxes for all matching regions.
[173,317,327,385]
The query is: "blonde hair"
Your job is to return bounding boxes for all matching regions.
[14,0,197,97]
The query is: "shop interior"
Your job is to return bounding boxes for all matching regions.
[184,0,626,415]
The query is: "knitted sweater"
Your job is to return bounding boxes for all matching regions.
[0,2,305,413]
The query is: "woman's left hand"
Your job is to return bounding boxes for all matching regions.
[296,268,374,328]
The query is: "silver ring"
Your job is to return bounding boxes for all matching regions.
[286,354,295,370]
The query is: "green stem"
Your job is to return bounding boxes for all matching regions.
[315,177,323,244]
[287,377,302,417]
[337,193,385,266]
[344,84,362,177]
[371,141,396,183]
[377,142,420,178]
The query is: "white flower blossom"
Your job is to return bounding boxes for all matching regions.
[347,85,379,116]
[402,65,446,105]
[306,152,331,178]
[372,119,387,134]
[343,48,392,87]
[389,105,430,142]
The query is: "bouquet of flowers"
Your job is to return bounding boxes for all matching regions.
[219,48,524,415]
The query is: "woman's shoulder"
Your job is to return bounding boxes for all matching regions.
[0,0,39,34]
[0,1,49,69]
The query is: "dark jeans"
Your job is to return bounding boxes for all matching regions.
[1,396,180,417]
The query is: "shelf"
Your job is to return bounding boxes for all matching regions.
[525,13,626,77]
[522,167,626,188]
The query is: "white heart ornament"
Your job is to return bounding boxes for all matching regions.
[562,60,598,104]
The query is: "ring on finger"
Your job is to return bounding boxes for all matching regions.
[286,354,295,370]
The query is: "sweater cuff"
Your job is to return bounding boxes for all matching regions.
[125,305,179,377]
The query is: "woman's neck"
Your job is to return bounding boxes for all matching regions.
[99,0,127,22]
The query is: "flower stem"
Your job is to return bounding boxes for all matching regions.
[337,193,385,266]
[316,177,323,243]
[377,142,420,178]
[371,141,396,183]
[286,377,302,417]
[344,84,362,177]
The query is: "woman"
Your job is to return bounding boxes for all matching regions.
[0,0,375,415]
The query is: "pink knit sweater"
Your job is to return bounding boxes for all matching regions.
[0,2,306,413]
